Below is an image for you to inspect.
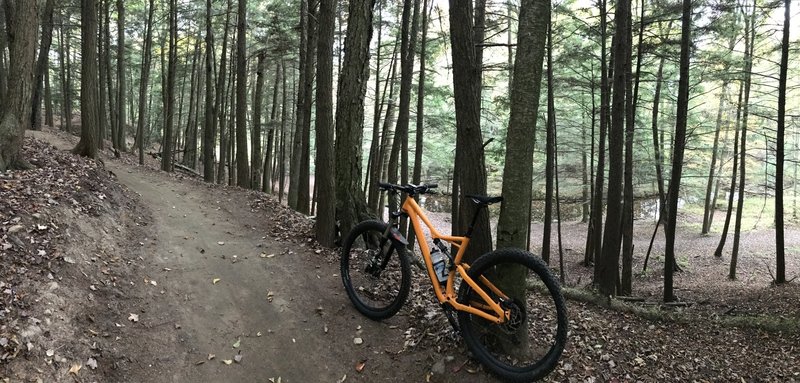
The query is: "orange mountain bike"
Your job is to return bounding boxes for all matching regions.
[341,182,568,382]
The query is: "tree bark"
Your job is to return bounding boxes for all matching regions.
[0,1,39,171]
[216,0,233,183]
[115,0,126,154]
[298,3,319,213]
[664,0,692,302]
[315,0,338,247]
[162,0,178,172]
[31,0,56,131]
[775,0,789,284]
[335,0,377,237]
[73,0,99,159]
[251,51,266,190]
[202,0,216,180]
[234,0,250,188]
[449,0,492,262]
[136,0,155,165]
[730,0,756,280]
[290,0,311,209]
[496,0,549,251]
[542,21,556,265]
[182,39,201,169]
[263,61,281,192]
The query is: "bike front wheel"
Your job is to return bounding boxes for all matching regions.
[340,220,411,320]
[457,248,568,382]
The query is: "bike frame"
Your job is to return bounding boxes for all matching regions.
[400,195,510,324]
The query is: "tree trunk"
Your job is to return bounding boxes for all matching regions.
[278,59,289,202]
[0,1,39,171]
[449,0,492,262]
[367,41,399,214]
[364,0,383,195]
[290,0,310,209]
[542,22,556,265]
[775,0,789,284]
[730,0,756,280]
[162,0,178,172]
[202,0,216,180]
[182,39,201,169]
[236,0,250,189]
[31,0,56,131]
[102,0,116,149]
[216,0,233,183]
[263,62,281,192]
[621,0,640,296]
[664,0,692,302]
[44,62,54,127]
[315,0,338,247]
[496,0,548,251]
[407,0,431,251]
[588,0,609,275]
[73,0,99,159]
[702,79,732,234]
[335,0,377,237]
[136,0,155,165]
[298,3,319,213]
[651,53,668,217]
[58,13,70,131]
[0,5,7,105]
[115,0,126,153]
[97,0,109,147]
[597,0,622,295]
[251,51,266,190]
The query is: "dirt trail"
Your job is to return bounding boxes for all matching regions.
[24,130,481,383]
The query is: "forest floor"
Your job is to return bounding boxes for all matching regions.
[1,128,798,383]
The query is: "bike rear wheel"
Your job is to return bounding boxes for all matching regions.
[340,220,411,320]
[457,248,568,382]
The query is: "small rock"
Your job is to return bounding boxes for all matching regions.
[353,337,363,345]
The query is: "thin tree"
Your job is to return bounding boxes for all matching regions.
[315,0,338,247]
[0,1,39,171]
[136,0,155,165]
[162,0,178,172]
[730,0,756,280]
[542,18,556,265]
[116,0,126,154]
[234,0,250,188]
[251,51,266,189]
[73,0,100,159]
[216,0,233,183]
[664,0,692,302]
[774,0,789,284]
[202,0,215,180]
[408,0,431,251]
[31,0,56,131]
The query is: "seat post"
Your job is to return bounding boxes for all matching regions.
[465,205,486,238]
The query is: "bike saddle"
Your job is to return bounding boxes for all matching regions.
[465,194,503,206]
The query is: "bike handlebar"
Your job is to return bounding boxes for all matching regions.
[378,182,438,195]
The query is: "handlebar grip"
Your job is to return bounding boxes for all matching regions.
[426,183,438,189]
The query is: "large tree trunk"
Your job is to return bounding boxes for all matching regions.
[364,0,384,196]
[597,0,624,295]
[315,0,338,247]
[449,0,492,261]
[182,39,201,169]
[335,0,377,237]
[664,0,692,302]
[202,0,216,180]
[136,0,155,165]
[234,0,250,188]
[73,0,100,158]
[162,0,178,172]
[298,3,319,214]
[290,0,311,209]
[278,60,289,202]
[115,0,126,154]
[57,14,71,132]
[775,0,789,284]
[44,62,54,127]
[496,0,549,251]
[0,1,39,171]
[102,0,115,150]
[31,0,56,131]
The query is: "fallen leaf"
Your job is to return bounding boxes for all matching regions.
[218,242,225,246]
[234,353,243,363]
[353,337,363,345]
[207,354,215,361]
[338,374,347,382]
[46,349,55,357]
[86,358,98,370]
[68,364,82,375]
[213,278,221,285]
[222,359,233,365]
[150,280,158,286]
[128,313,139,322]
[233,339,241,348]
[355,360,366,373]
